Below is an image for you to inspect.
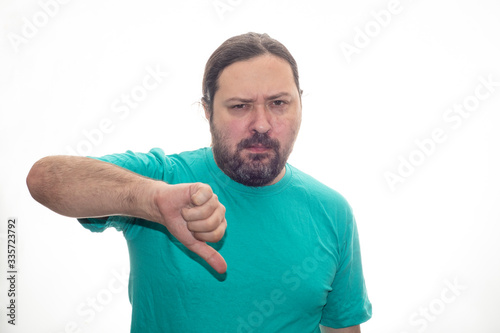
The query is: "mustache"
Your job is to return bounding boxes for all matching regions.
[237,133,281,151]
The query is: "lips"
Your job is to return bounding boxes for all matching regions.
[246,145,270,153]
[238,133,280,154]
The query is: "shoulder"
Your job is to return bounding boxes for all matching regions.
[288,164,351,210]
[160,147,213,184]
[143,146,210,169]
[287,165,356,245]
[161,147,210,171]
[287,165,355,237]
[170,147,210,161]
[91,147,209,181]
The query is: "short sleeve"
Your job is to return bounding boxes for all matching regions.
[77,148,170,236]
[78,216,134,233]
[88,147,171,181]
[320,211,372,328]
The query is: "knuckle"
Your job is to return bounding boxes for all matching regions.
[220,222,227,235]
[212,229,224,243]
[209,216,220,229]
[201,183,213,193]
[210,194,219,207]
[216,222,226,240]
[196,227,224,243]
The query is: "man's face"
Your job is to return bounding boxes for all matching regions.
[206,54,302,186]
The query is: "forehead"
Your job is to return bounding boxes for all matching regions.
[216,55,297,99]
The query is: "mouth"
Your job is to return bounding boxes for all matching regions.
[245,144,271,154]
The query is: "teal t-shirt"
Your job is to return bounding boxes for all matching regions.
[79,147,371,332]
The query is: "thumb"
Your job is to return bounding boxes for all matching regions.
[187,241,227,274]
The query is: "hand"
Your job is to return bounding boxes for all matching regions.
[154,182,227,274]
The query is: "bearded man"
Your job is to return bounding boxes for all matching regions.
[27,32,372,333]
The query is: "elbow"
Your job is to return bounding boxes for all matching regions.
[26,157,51,204]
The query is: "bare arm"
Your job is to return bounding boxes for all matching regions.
[27,156,159,219]
[26,155,227,273]
[320,325,361,333]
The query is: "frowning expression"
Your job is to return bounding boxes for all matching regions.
[206,54,302,186]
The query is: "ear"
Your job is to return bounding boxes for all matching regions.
[202,101,211,122]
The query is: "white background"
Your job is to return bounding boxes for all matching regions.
[1,0,499,332]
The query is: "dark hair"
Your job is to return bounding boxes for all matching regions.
[202,32,302,117]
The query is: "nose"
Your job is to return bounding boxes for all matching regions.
[250,105,272,134]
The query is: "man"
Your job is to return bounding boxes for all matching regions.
[27,32,372,332]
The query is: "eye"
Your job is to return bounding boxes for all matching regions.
[270,100,289,110]
[231,104,247,109]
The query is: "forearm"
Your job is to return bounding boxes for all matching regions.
[26,155,161,220]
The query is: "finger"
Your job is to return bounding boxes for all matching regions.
[191,218,227,241]
[190,183,213,207]
[181,198,221,222]
[187,242,227,274]
[186,214,224,232]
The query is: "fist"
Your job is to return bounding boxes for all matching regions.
[155,182,227,274]
[181,183,226,243]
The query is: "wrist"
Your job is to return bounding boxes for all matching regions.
[124,178,165,222]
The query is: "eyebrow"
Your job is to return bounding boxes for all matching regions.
[224,92,292,104]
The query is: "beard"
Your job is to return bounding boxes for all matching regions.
[210,125,293,187]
